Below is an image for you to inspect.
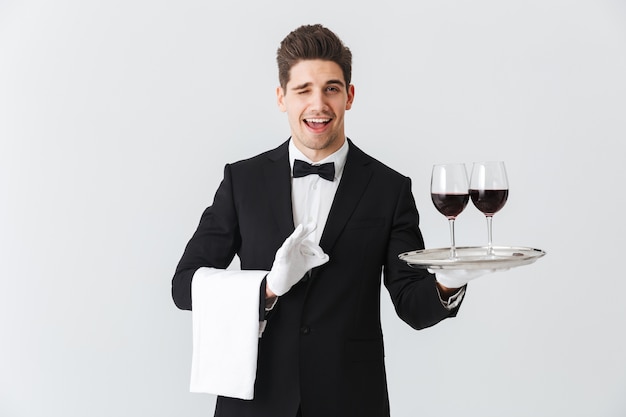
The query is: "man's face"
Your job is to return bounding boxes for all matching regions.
[277,59,355,162]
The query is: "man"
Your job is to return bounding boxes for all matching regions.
[173,24,482,417]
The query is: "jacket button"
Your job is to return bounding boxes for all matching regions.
[300,326,311,335]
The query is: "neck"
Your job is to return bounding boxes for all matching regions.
[293,136,346,162]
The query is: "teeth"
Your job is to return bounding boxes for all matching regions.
[306,118,330,123]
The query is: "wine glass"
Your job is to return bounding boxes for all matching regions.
[469,161,509,257]
[431,164,470,259]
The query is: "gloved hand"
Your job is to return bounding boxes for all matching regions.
[428,268,499,289]
[266,223,330,296]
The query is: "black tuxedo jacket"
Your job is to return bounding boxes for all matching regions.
[172,139,460,417]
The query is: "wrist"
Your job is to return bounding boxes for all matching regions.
[265,286,278,310]
[436,281,462,296]
[436,282,466,310]
[265,285,277,300]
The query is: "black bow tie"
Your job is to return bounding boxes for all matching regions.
[293,159,335,181]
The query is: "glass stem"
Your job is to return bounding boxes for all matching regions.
[448,218,457,259]
[486,215,494,256]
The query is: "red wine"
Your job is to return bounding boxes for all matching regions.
[431,193,469,219]
[469,189,508,216]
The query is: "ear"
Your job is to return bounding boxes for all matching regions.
[276,86,287,112]
[345,84,355,110]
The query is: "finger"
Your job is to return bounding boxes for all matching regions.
[299,222,317,240]
[315,253,330,266]
[289,223,314,244]
[275,228,300,260]
[282,224,305,247]
[291,223,305,238]
[300,240,328,259]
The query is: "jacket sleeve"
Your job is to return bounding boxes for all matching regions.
[383,176,462,330]
[172,164,241,310]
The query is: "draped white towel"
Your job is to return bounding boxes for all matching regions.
[190,267,268,400]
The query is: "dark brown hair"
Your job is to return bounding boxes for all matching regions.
[276,24,352,90]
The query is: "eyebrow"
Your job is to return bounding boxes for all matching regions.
[291,79,345,91]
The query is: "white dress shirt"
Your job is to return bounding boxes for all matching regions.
[288,138,349,244]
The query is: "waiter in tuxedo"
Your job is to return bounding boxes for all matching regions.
[172,24,485,417]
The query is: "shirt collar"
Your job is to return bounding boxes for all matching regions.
[288,138,349,181]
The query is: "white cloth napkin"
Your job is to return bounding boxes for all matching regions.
[190,267,268,400]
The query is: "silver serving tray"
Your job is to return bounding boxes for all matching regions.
[399,246,546,270]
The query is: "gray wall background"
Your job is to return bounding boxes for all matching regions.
[1,0,625,416]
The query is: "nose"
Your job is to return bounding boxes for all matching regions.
[308,90,328,112]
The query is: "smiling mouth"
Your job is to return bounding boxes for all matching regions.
[304,118,332,129]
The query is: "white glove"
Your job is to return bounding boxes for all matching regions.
[266,223,330,296]
[429,268,499,289]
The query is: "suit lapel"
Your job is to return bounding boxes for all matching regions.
[319,139,373,253]
[263,140,295,240]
